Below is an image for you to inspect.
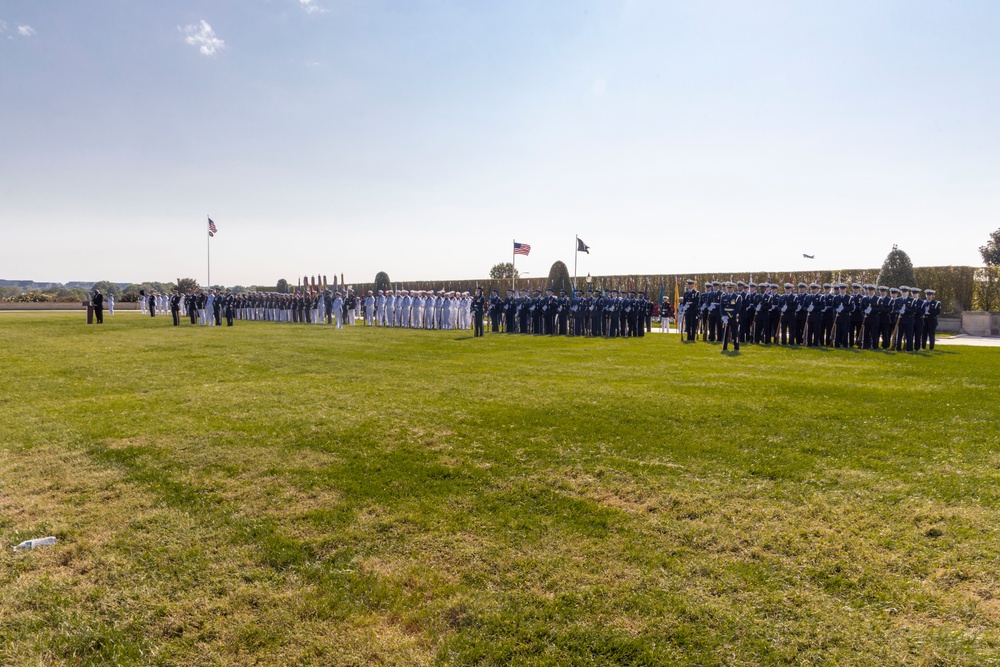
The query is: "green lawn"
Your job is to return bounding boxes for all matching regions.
[1,312,999,666]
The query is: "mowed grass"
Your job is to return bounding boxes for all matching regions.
[1,312,1000,666]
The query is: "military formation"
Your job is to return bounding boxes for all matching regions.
[678,280,942,352]
[485,287,655,337]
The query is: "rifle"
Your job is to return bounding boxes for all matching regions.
[889,315,901,351]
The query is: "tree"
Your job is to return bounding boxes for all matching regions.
[276,278,290,294]
[176,277,200,294]
[980,228,1000,266]
[877,245,917,288]
[91,280,121,298]
[547,260,572,295]
[374,271,391,294]
[489,263,519,280]
[231,285,249,294]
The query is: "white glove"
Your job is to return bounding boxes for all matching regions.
[709,303,717,310]
[924,307,930,315]
[864,306,871,314]
[899,306,906,314]
[722,315,729,326]
[836,305,843,313]
[755,305,761,311]
[807,305,814,313]
[781,305,787,312]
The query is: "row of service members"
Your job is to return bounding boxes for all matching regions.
[372,290,473,330]
[147,290,360,328]
[678,281,942,352]
[484,288,655,338]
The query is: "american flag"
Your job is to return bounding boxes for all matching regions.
[513,242,531,256]
[208,217,218,237]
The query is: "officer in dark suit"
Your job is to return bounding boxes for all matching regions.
[719,282,742,351]
[170,291,181,326]
[922,289,941,349]
[471,287,486,337]
[148,291,157,317]
[91,290,105,324]
[706,281,722,342]
[681,279,699,341]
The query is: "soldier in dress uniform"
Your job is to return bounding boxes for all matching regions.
[805,283,823,347]
[706,281,722,342]
[503,289,516,333]
[169,290,181,326]
[681,279,699,341]
[488,289,501,332]
[910,288,925,349]
[753,282,772,344]
[605,290,619,338]
[543,288,557,335]
[624,291,638,337]
[832,283,850,348]
[848,283,864,347]
[572,290,586,336]
[922,289,941,350]
[719,282,742,351]
[588,289,603,337]
[635,293,647,338]
[892,286,915,351]
[471,287,486,336]
[557,289,570,335]
[791,282,806,345]
[875,286,891,349]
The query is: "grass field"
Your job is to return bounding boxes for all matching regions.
[2,312,1000,666]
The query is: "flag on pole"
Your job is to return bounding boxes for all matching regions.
[513,242,531,256]
[208,217,218,237]
[576,238,590,254]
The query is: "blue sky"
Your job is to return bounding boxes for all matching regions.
[2,1,998,286]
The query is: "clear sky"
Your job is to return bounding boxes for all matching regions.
[2,1,998,287]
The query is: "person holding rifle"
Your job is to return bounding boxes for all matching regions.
[719,282,743,352]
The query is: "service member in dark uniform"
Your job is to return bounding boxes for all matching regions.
[719,282,742,351]
[471,287,486,337]
[557,289,570,335]
[488,289,502,332]
[922,289,941,350]
[170,291,182,326]
[910,288,925,350]
[224,290,236,326]
[681,279,699,341]
[571,290,586,336]
[588,290,603,337]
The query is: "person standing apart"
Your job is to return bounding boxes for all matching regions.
[91,290,105,324]
[169,291,181,326]
[107,292,115,316]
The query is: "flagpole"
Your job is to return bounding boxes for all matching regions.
[512,239,516,294]
[573,235,578,292]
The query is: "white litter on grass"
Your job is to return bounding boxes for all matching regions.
[13,536,57,551]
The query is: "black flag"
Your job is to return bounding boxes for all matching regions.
[577,238,590,254]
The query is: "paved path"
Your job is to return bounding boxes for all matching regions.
[649,329,1000,347]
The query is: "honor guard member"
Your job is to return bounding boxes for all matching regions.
[471,287,486,337]
[681,279,699,341]
[148,291,157,318]
[803,283,821,346]
[892,286,915,351]
[707,281,723,342]
[503,289,516,333]
[557,289,570,335]
[776,283,793,345]
[791,282,807,344]
[832,283,850,348]
[622,291,635,337]
[540,288,554,335]
[910,288,925,349]
[876,286,892,349]
[719,282,742,351]
[860,284,877,349]
[737,282,752,342]
[488,289,501,332]
[605,290,619,337]
[169,291,181,326]
[645,294,655,332]
[922,289,941,349]
[212,290,223,326]
[696,282,709,340]
[222,290,235,326]
[588,289,603,336]
[571,290,586,336]
[753,283,772,344]
[848,283,864,347]
[768,283,782,343]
